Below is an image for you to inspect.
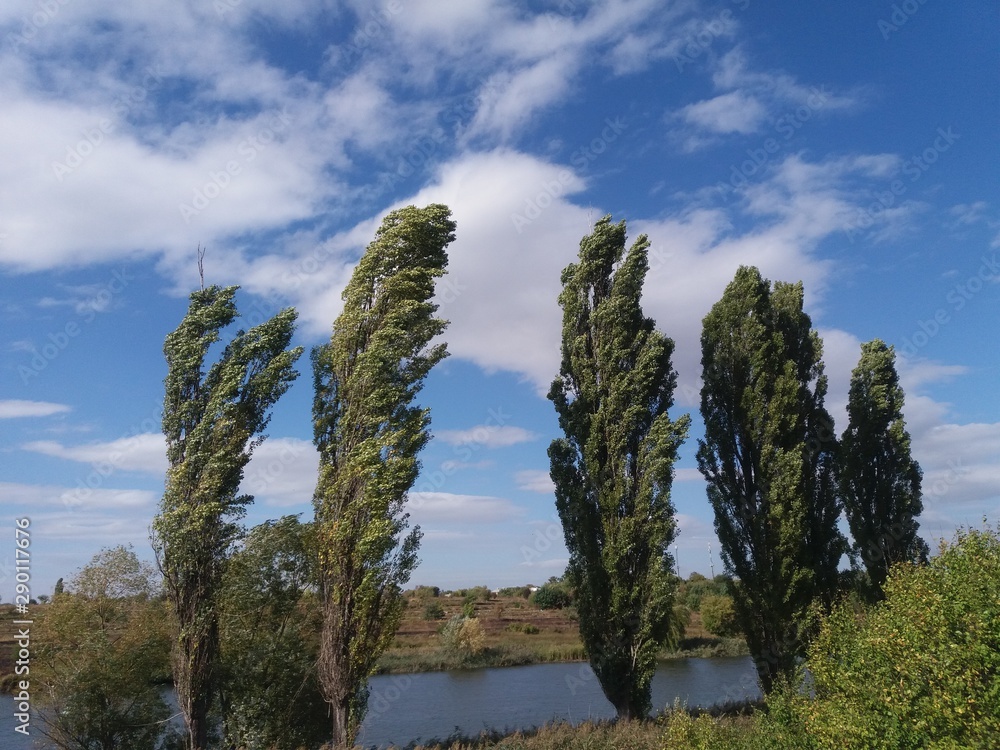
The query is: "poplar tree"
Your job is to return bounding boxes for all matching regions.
[312,204,455,748]
[697,265,844,692]
[840,339,928,599]
[153,286,302,750]
[548,216,690,720]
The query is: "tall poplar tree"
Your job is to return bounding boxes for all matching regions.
[548,216,690,720]
[312,204,455,748]
[840,339,928,599]
[153,286,302,750]
[697,265,844,692]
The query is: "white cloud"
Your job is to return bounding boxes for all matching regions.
[0,481,157,512]
[671,46,859,151]
[22,433,168,474]
[241,438,319,507]
[515,470,555,493]
[408,492,524,523]
[436,425,540,449]
[678,91,768,136]
[674,468,705,482]
[0,399,71,418]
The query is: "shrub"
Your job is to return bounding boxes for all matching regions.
[423,601,446,620]
[441,615,485,656]
[498,586,532,599]
[531,583,571,610]
[679,572,730,611]
[778,524,1000,748]
[506,622,540,634]
[700,594,738,636]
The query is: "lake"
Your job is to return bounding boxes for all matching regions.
[1,657,760,748]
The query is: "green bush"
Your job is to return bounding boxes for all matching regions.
[777,524,1000,748]
[505,622,540,634]
[700,594,738,637]
[530,583,571,610]
[423,601,446,620]
[679,572,730,611]
[497,586,532,599]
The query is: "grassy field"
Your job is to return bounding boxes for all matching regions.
[377,592,746,673]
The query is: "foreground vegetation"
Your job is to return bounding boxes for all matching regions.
[388,526,1000,749]
[14,524,996,749]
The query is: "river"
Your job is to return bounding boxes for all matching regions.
[1,657,760,748]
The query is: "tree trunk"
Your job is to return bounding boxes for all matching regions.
[331,700,352,749]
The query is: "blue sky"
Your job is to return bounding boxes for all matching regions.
[1,0,997,599]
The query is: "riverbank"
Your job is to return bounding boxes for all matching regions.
[377,592,747,674]
[364,701,765,750]
[375,636,748,674]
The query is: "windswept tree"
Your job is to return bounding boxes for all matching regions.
[840,339,928,599]
[153,286,302,750]
[697,266,845,692]
[548,216,690,720]
[312,204,455,747]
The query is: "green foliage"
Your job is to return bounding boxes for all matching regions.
[462,599,478,618]
[775,525,1000,749]
[506,622,540,634]
[413,585,441,598]
[678,573,729,611]
[217,516,328,750]
[840,339,928,600]
[423,601,446,620]
[697,266,845,692]
[530,583,571,610]
[153,284,302,750]
[312,204,455,747]
[35,546,173,750]
[700,594,739,637]
[497,586,532,599]
[548,215,690,720]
